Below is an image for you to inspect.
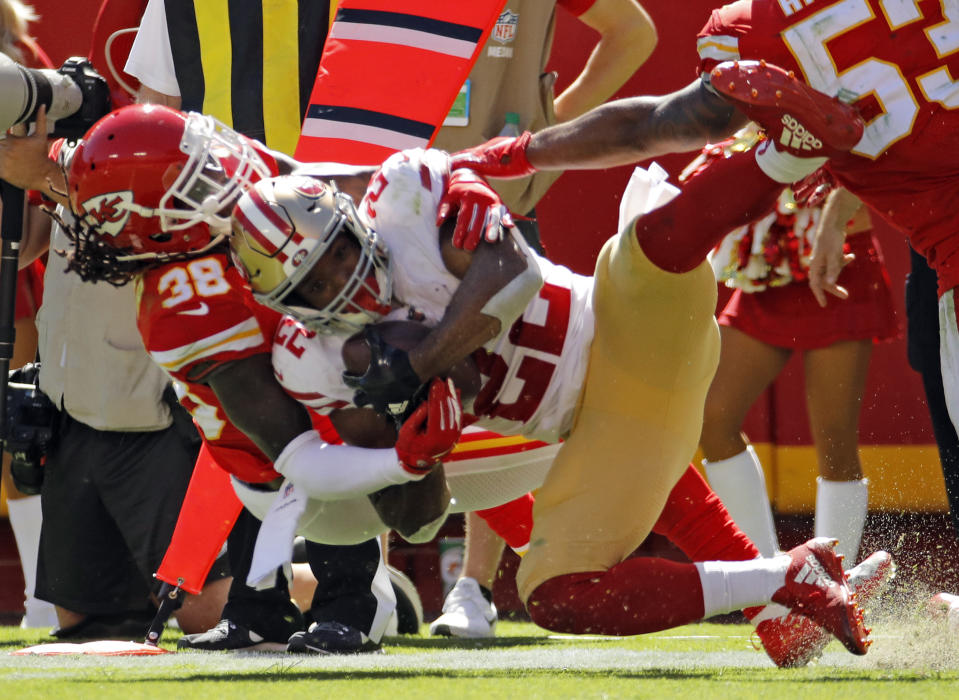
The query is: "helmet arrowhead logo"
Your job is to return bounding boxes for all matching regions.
[80,191,136,236]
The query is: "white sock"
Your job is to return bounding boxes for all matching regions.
[703,445,780,557]
[695,555,791,617]
[754,140,827,183]
[6,495,58,628]
[815,477,868,568]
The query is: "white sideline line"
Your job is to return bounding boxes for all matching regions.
[2,646,862,676]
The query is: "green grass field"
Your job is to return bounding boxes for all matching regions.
[4,615,959,699]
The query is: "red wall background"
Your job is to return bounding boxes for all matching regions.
[26,0,932,449]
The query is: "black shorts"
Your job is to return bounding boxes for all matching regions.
[905,245,941,374]
[35,408,201,615]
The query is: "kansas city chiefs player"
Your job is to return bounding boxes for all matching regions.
[229,69,886,664]
[52,104,546,552]
[39,102,553,652]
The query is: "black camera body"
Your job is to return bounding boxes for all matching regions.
[50,57,112,140]
[0,53,111,141]
[3,363,57,495]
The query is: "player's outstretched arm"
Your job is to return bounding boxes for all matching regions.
[453,78,747,176]
[529,79,746,170]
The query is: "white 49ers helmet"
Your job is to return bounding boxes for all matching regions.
[231,174,393,332]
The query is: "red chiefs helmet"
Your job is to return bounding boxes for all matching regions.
[67,103,274,260]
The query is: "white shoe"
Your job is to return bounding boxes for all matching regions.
[929,592,959,631]
[429,577,496,638]
[21,597,58,629]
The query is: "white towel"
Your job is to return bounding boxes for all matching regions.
[617,162,680,232]
[246,480,307,590]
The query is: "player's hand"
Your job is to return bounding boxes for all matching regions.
[808,224,854,307]
[437,169,514,250]
[449,131,536,180]
[394,378,462,476]
[343,325,425,421]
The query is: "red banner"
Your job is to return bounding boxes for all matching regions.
[155,443,242,594]
[295,0,506,164]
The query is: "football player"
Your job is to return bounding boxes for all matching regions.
[1,103,546,650]
[457,1,959,425]
[34,104,409,653]
[454,0,959,647]
[227,62,889,667]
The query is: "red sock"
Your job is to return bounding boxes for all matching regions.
[653,464,761,562]
[475,492,534,550]
[527,559,705,635]
[654,465,768,621]
[634,151,783,273]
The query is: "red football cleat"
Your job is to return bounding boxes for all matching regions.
[751,550,894,667]
[769,537,870,657]
[709,60,864,158]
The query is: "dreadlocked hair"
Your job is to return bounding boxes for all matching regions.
[47,207,203,287]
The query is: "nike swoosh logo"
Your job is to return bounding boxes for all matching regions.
[177,302,210,316]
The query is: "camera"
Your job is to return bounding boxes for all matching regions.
[0,53,111,140]
[3,363,57,495]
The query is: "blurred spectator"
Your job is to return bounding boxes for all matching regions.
[905,247,959,535]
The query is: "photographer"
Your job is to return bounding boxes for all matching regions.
[0,0,56,630]
[0,12,228,636]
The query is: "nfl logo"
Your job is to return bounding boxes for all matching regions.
[492,10,518,44]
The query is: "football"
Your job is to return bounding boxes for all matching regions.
[341,320,482,400]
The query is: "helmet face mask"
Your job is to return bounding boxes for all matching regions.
[157,113,271,235]
[231,175,393,334]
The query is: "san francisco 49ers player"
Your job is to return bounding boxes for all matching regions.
[52,103,421,653]
[451,0,950,661]
[26,103,548,650]
[229,66,888,664]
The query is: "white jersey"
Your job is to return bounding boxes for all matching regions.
[274,148,595,443]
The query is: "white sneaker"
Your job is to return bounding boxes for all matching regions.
[21,597,58,629]
[429,577,496,638]
[929,592,959,631]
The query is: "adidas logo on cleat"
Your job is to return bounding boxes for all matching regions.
[780,114,822,152]
[793,554,830,590]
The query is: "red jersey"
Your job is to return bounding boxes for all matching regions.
[697,0,959,293]
[137,251,282,483]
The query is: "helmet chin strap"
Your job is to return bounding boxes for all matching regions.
[114,232,228,263]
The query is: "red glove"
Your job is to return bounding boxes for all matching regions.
[449,131,536,180]
[436,169,514,250]
[394,378,463,476]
